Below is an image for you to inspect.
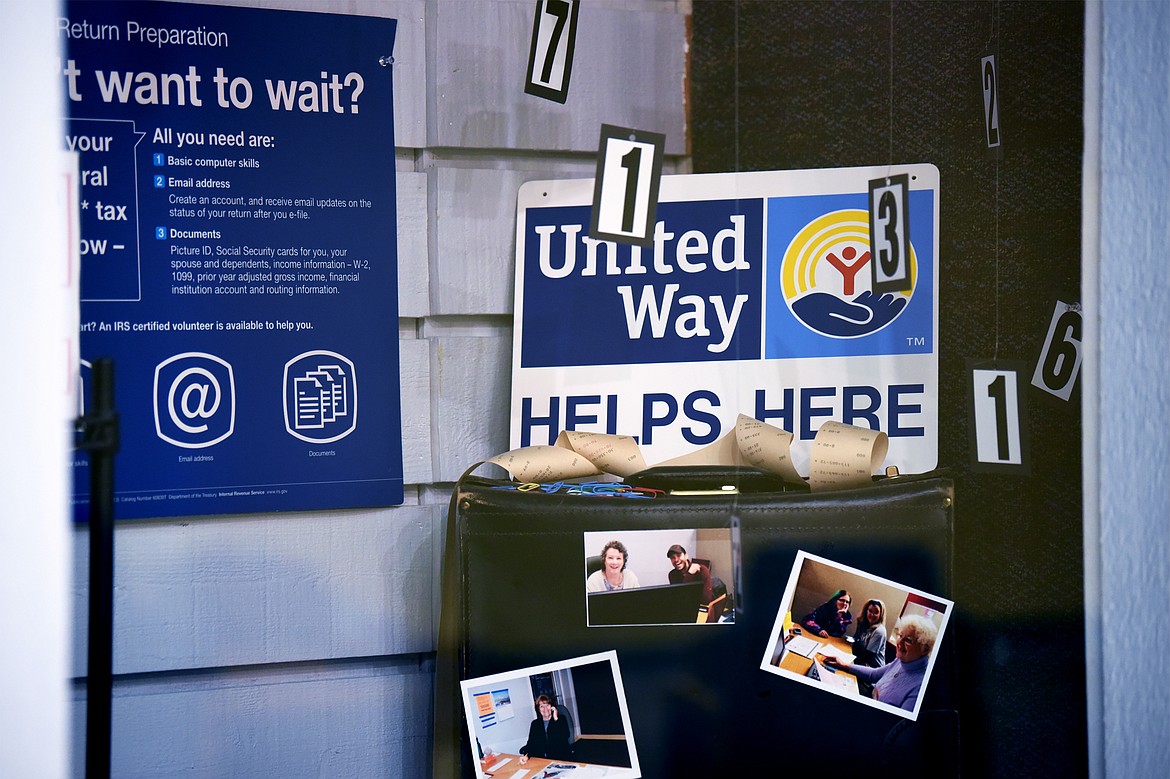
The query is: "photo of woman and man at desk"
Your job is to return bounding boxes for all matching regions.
[461,651,640,779]
[582,529,734,627]
[760,551,952,721]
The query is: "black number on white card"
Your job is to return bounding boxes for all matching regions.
[540,0,571,83]
[869,174,911,294]
[1032,303,1083,400]
[589,125,665,247]
[877,190,900,277]
[1040,310,1081,388]
[986,374,1010,460]
[971,366,1025,470]
[620,146,642,233]
[982,55,1001,148]
[524,0,579,103]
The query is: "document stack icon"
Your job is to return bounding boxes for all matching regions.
[283,351,357,443]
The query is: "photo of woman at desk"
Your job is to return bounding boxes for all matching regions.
[760,551,952,721]
[518,694,571,765]
[850,598,888,668]
[800,588,854,637]
[460,651,641,779]
[582,529,736,627]
[586,540,641,592]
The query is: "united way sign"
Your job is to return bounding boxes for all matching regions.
[510,165,940,475]
[65,1,403,518]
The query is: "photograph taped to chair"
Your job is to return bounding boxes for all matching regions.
[461,650,642,779]
[760,551,953,721]
[583,528,734,627]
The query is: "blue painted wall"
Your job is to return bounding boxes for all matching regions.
[1096,1,1170,776]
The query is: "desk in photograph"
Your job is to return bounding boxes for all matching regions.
[776,632,860,694]
[482,753,630,779]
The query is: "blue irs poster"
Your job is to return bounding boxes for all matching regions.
[64,1,403,518]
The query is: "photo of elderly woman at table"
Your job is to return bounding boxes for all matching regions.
[801,588,853,637]
[586,540,641,592]
[822,614,938,711]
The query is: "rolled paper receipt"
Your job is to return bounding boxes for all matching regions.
[485,432,646,482]
[485,417,888,491]
[485,445,596,483]
[555,430,647,477]
[807,420,889,492]
[657,414,802,485]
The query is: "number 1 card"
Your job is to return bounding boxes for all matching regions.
[968,359,1030,474]
[589,124,666,247]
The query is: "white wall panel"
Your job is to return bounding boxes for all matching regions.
[73,662,432,779]
[383,0,428,149]
[430,1,686,153]
[397,171,430,318]
[73,506,439,676]
[431,336,512,481]
[432,166,527,315]
[399,338,433,484]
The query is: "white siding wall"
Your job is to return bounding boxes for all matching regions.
[69,2,687,776]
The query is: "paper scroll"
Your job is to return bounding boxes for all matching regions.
[807,421,889,492]
[487,415,891,492]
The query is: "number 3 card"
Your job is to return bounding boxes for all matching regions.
[869,173,912,294]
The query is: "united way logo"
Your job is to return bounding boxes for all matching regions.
[780,209,917,338]
[154,353,236,448]
[283,351,358,444]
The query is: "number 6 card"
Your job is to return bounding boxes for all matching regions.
[1031,300,1083,401]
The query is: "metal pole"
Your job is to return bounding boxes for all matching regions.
[80,358,118,779]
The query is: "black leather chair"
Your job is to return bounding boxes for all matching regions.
[555,703,576,759]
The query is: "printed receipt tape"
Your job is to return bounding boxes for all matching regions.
[486,415,889,493]
[807,421,889,492]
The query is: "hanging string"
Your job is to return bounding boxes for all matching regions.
[984,0,998,49]
[994,156,1000,360]
[990,0,1001,361]
[888,0,894,169]
[734,0,740,173]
